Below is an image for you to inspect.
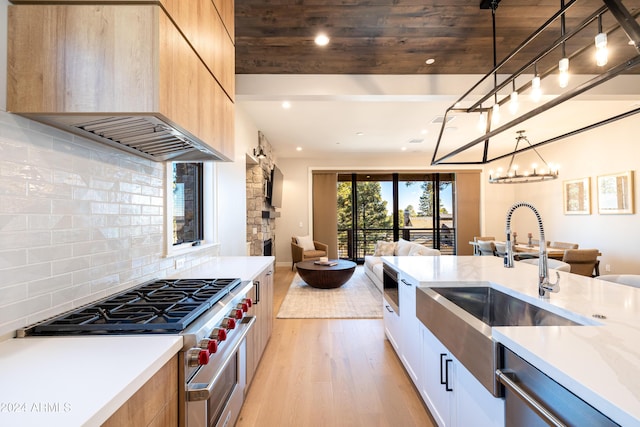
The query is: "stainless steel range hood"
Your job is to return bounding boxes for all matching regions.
[28,114,226,162]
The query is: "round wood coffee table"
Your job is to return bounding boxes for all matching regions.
[295,260,357,289]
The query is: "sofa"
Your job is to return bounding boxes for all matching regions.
[364,239,441,292]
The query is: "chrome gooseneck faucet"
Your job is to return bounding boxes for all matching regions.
[504,202,560,298]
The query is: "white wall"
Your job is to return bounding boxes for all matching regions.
[483,117,640,274]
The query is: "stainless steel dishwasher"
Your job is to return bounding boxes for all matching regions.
[496,346,619,427]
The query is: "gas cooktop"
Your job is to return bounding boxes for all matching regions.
[20,278,241,336]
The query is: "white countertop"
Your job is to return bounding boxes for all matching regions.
[0,336,182,426]
[384,255,640,426]
[0,256,274,427]
[170,256,274,281]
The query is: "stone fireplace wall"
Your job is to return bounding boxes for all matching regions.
[246,131,277,256]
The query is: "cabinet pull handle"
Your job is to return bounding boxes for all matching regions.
[254,280,261,304]
[439,353,447,385]
[385,305,394,313]
[496,369,566,427]
[401,279,412,286]
[444,359,453,392]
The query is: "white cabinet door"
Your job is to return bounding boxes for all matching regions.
[420,324,505,427]
[398,273,421,386]
[382,295,400,352]
[453,355,505,427]
[420,324,453,427]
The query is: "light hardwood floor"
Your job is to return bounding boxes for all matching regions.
[236,266,435,427]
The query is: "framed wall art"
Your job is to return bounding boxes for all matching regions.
[597,171,635,214]
[563,177,591,215]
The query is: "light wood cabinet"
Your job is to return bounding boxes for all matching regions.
[102,356,178,427]
[245,262,274,389]
[7,4,234,161]
[160,0,235,98]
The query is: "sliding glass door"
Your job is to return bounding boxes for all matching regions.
[337,172,456,261]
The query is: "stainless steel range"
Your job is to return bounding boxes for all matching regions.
[18,277,256,427]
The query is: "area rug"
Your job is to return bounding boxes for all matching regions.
[277,267,382,319]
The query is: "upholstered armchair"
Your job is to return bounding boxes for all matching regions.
[291,236,329,270]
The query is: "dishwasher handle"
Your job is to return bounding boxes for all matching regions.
[496,369,566,427]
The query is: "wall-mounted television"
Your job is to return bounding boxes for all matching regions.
[268,165,284,208]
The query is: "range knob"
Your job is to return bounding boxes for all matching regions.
[221,317,236,330]
[229,309,243,320]
[187,348,210,367]
[242,298,253,308]
[199,338,218,354]
[210,328,227,341]
[236,302,249,313]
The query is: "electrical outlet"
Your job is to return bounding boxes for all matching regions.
[605,264,611,272]
[175,257,185,270]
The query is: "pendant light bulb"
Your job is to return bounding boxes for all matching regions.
[477,111,487,132]
[595,32,608,66]
[558,57,570,88]
[509,90,519,115]
[530,76,542,102]
[491,103,501,125]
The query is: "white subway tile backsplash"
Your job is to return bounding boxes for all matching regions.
[0,214,28,231]
[0,195,52,214]
[0,262,51,287]
[28,273,74,297]
[0,231,51,251]
[51,255,91,276]
[50,282,92,308]
[51,228,93,245]
[27,214,73,230]
[0,249,27,269]
[28,245,73,263]
[0,283,28,306]
[0,294,52,325]
[0,111,218,338]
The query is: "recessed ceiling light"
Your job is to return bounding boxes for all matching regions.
[431,116,455,124]
[356,132,364,136]
[408,139,424,144]
[315,33,330,46]
[296,146,302,151]
[425,58,435,65]
[401,147,407,151]
[282,101,291,109]
[420,129,428,134]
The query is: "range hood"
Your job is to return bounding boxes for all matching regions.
[7,4,235,164]
[28,114,225,162]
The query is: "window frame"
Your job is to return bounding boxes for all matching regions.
[165,161,217,257]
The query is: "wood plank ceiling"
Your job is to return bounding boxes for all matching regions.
[235,0,640,75]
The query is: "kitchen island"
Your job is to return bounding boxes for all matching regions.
[0,256,273,427]
[383,255,640,426]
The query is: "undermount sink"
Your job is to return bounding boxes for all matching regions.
[416,282,586,397]
[430,286,581,327]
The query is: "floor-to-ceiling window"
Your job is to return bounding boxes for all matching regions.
[337,172,456,261]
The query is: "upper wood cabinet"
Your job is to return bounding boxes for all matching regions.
[159,0,235,99]
[7,3,235,162]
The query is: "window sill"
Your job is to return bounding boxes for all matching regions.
[165,241,220,258]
